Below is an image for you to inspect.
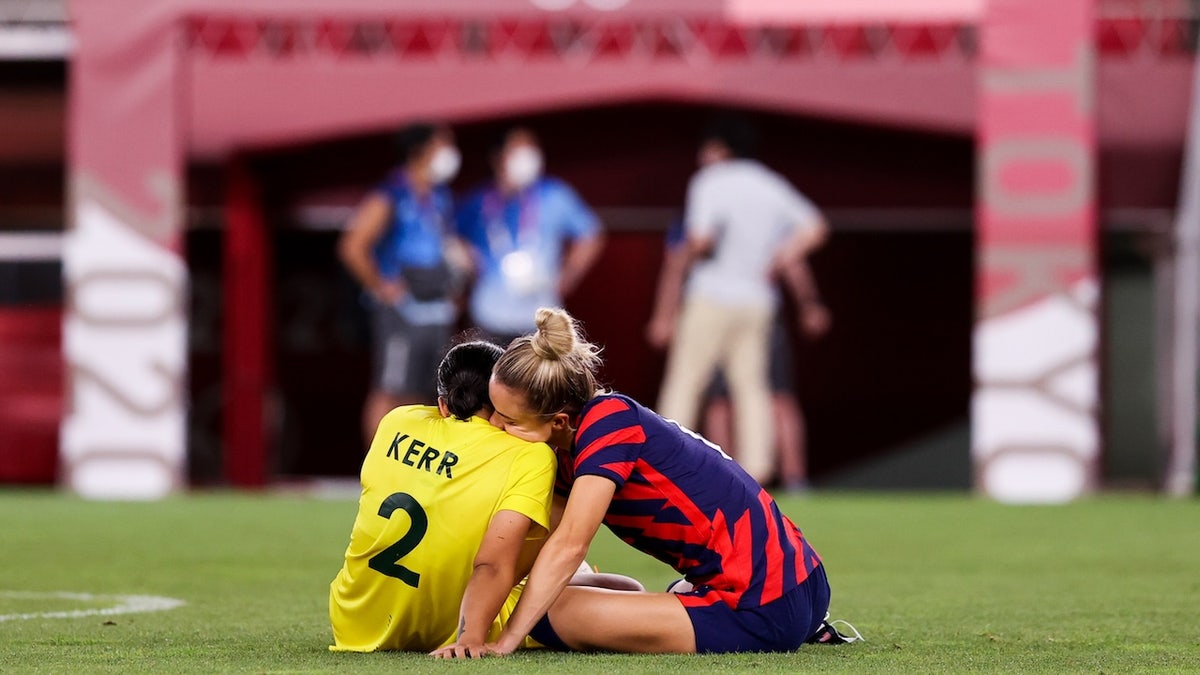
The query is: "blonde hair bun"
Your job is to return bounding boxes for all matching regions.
[531,307,577,361]
[493,307,603,418]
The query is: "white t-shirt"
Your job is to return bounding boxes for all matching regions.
[684,159,821,310]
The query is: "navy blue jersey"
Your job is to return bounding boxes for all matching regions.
[559,393,822,610]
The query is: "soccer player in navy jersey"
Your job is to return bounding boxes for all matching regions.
[442,307,838,656]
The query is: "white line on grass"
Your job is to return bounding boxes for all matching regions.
[0,591,185,622]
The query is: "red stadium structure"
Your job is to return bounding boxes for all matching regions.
[25,0,1196,498]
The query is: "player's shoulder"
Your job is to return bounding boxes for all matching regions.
[475,429,556,479]
[578,392,645,429]
[510,438,556,467]
[379,404,441,428]
[502,431,555,459]
[384,401,441,417]
[581,390,635,410]
[469,418,554,455]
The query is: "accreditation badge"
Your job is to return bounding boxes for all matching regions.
[500,250,539,296]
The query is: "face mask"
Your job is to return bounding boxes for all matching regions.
[505,146,543,190]
[429,145,461,185]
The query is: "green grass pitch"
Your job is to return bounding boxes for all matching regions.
[2,489,1198,673]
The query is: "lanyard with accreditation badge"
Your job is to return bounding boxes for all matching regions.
[482,184,542,296]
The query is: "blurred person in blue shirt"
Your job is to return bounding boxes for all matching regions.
[338,122,472,443]
[455,127,604,346]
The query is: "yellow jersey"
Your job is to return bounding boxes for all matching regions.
[329,405,555,652]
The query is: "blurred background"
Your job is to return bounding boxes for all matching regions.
[0,0,1195,499]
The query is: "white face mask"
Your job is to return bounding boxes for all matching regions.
[429,145,461,185]
[505,146,543,190]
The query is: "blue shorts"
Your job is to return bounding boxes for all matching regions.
[681,564,831,653]
[530,613,569,651]
[529,565,832,654]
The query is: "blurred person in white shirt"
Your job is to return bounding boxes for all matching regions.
[654,115,827,485]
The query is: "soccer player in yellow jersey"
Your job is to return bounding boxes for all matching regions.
[329,340,556,654]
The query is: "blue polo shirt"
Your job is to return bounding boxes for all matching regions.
[373,171,454,278]
[455,177,599,335]
[372,170,456,325]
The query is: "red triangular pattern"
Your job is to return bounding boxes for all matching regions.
[767,26,811,59]
[1157,18,1191,56]
[693,19,750,58]
[407,20,449,57]
[186,16,1192,62]
[548,20,588,57]
[257,20,299,57]
[1097,18,1145,55]
[512,19,556,58]
[488,18,522,56]
[891,24,957,58]
[651,23,686,59]
[826,25,870,59]
[594,22,635,59]
[316,19,351,56]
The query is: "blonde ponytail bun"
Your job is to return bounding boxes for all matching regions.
[493,307,604,417]
[531,307,577,361]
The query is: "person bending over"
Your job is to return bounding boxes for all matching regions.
[439,308,851,657]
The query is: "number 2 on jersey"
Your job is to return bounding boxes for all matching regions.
[368,492,428,588]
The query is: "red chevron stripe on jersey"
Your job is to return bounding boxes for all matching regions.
[575,396,631,439]
[576,425,646,470]
[567,393,822,609]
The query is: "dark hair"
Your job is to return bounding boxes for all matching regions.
[489,126,537,161]
[702,113,759,159]
[436,340,505,421]
[492,307,601,419]
[393,123,439,165]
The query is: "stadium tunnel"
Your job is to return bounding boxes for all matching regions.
[183,103,978,485]
[1,0,1192,498]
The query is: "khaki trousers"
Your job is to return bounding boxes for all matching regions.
[657,297,775,483]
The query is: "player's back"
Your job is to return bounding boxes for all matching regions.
[573,393,820,608]
[329,405,555,652]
